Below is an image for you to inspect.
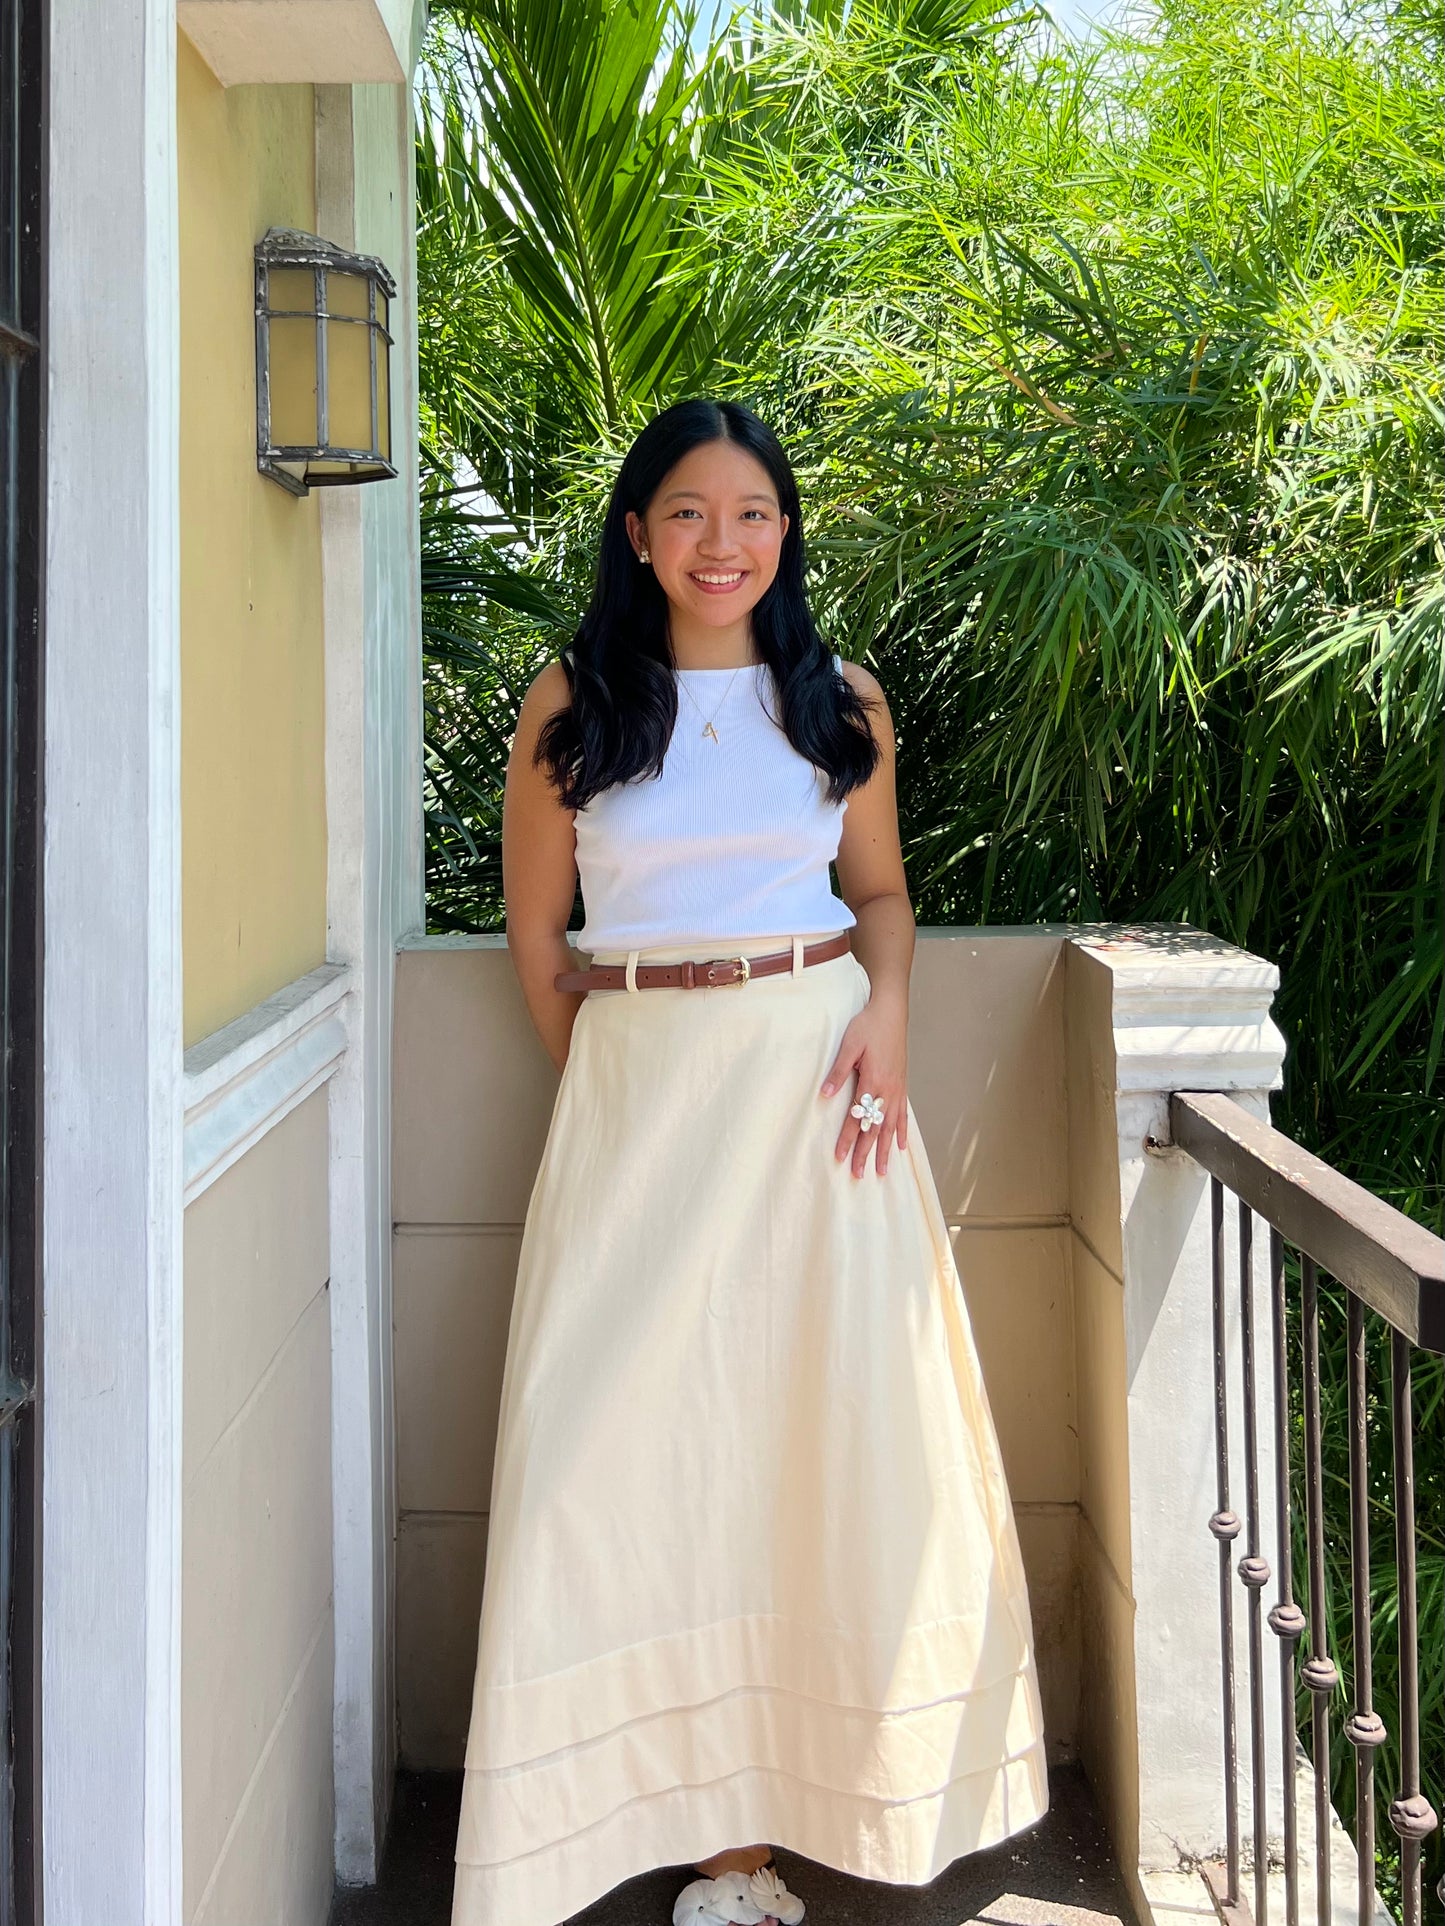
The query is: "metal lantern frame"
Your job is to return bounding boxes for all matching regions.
[254,226,398,497]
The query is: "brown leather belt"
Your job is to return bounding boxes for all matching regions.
[555,931,853,994]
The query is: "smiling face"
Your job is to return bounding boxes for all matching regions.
[626,437,790,643]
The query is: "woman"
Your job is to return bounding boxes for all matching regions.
[452,399,1049,1926]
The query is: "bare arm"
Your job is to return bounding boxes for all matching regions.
[820,662,916,1177]
[502,661,586,1074]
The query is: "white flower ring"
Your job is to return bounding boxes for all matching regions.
[850,1090,886,1132]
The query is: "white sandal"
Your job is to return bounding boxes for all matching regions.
[672,1859,805,1926]
[750,1859,805,1925]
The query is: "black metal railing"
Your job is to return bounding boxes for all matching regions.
[1170,1092,1444,1926]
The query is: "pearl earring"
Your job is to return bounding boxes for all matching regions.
[638,548,651,564]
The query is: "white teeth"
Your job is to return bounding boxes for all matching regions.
[693,572,743,585]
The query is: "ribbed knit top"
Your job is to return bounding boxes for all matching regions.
[574,656,857,954]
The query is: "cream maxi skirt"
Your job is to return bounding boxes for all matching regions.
[452,936,1049,1926]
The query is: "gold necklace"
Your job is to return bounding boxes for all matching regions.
[677,665,748,743]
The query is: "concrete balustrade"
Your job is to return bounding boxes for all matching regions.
[389,922,1293,1924]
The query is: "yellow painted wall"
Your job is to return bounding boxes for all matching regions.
[178,32,327,1047]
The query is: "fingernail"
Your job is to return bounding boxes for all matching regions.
[820,1082,832,1096]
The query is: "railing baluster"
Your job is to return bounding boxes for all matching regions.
[1168,1093,1445,1926]
[1386,1329,1440,1926]
[1301,1255,1338,1926]
[1267,1226,1305,1926]
[1345,1294,1386,1926]
[1238,1200,1271,1925]
[1211,1177,1244,1907]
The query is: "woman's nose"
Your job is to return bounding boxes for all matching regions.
[695,522,739,558]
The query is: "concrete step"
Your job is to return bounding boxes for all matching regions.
[330,1762,1136,1926]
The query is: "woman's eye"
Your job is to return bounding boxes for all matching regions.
[670,507,772,521]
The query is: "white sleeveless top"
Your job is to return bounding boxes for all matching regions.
[574,655,857,953]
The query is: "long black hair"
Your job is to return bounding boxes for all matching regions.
[536,399,880,810]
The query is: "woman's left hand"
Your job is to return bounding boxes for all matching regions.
[819,989,909,1179]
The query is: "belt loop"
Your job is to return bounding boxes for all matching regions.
[625,950,640,993]
[792,936,805,978]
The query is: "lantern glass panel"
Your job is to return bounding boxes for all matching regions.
[267,267,318,316]
[268,316,320,447]
[325,268,371,320]
[326,315,373,452]
[376,329,391,463]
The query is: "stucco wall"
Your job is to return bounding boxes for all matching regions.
[182,1088,334,1925]
[178,31,328,1048]
[1065,942,1140,1886]
[389,928,1083,1770]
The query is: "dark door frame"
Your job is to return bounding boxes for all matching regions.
[0,0,45,1915]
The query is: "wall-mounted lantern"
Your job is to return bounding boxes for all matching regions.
[255,227,397,496]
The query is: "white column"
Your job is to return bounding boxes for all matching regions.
[43,0,183,1920]
[317,62,424,1882]
[316,81,379,1883]
[1074,930,1289,1886]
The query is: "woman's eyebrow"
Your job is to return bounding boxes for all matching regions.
[659,488,778,505]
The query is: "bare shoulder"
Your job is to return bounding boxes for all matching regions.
[838,656,887,704]
[512,657,572,754]
[837,656,894,746]
[521,657,573,721]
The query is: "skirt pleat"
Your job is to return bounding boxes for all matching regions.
[452,941,1049,1926]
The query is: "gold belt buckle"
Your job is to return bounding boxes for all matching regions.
[703,955,752,988]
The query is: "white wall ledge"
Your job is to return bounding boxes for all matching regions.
[1070,926,1286,1120]
[183,963,351,1204]
[177,0,410,86]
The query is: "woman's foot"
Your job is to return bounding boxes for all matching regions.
[693,1843,772,1880]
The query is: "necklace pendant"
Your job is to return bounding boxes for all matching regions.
[702,722,720,743]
